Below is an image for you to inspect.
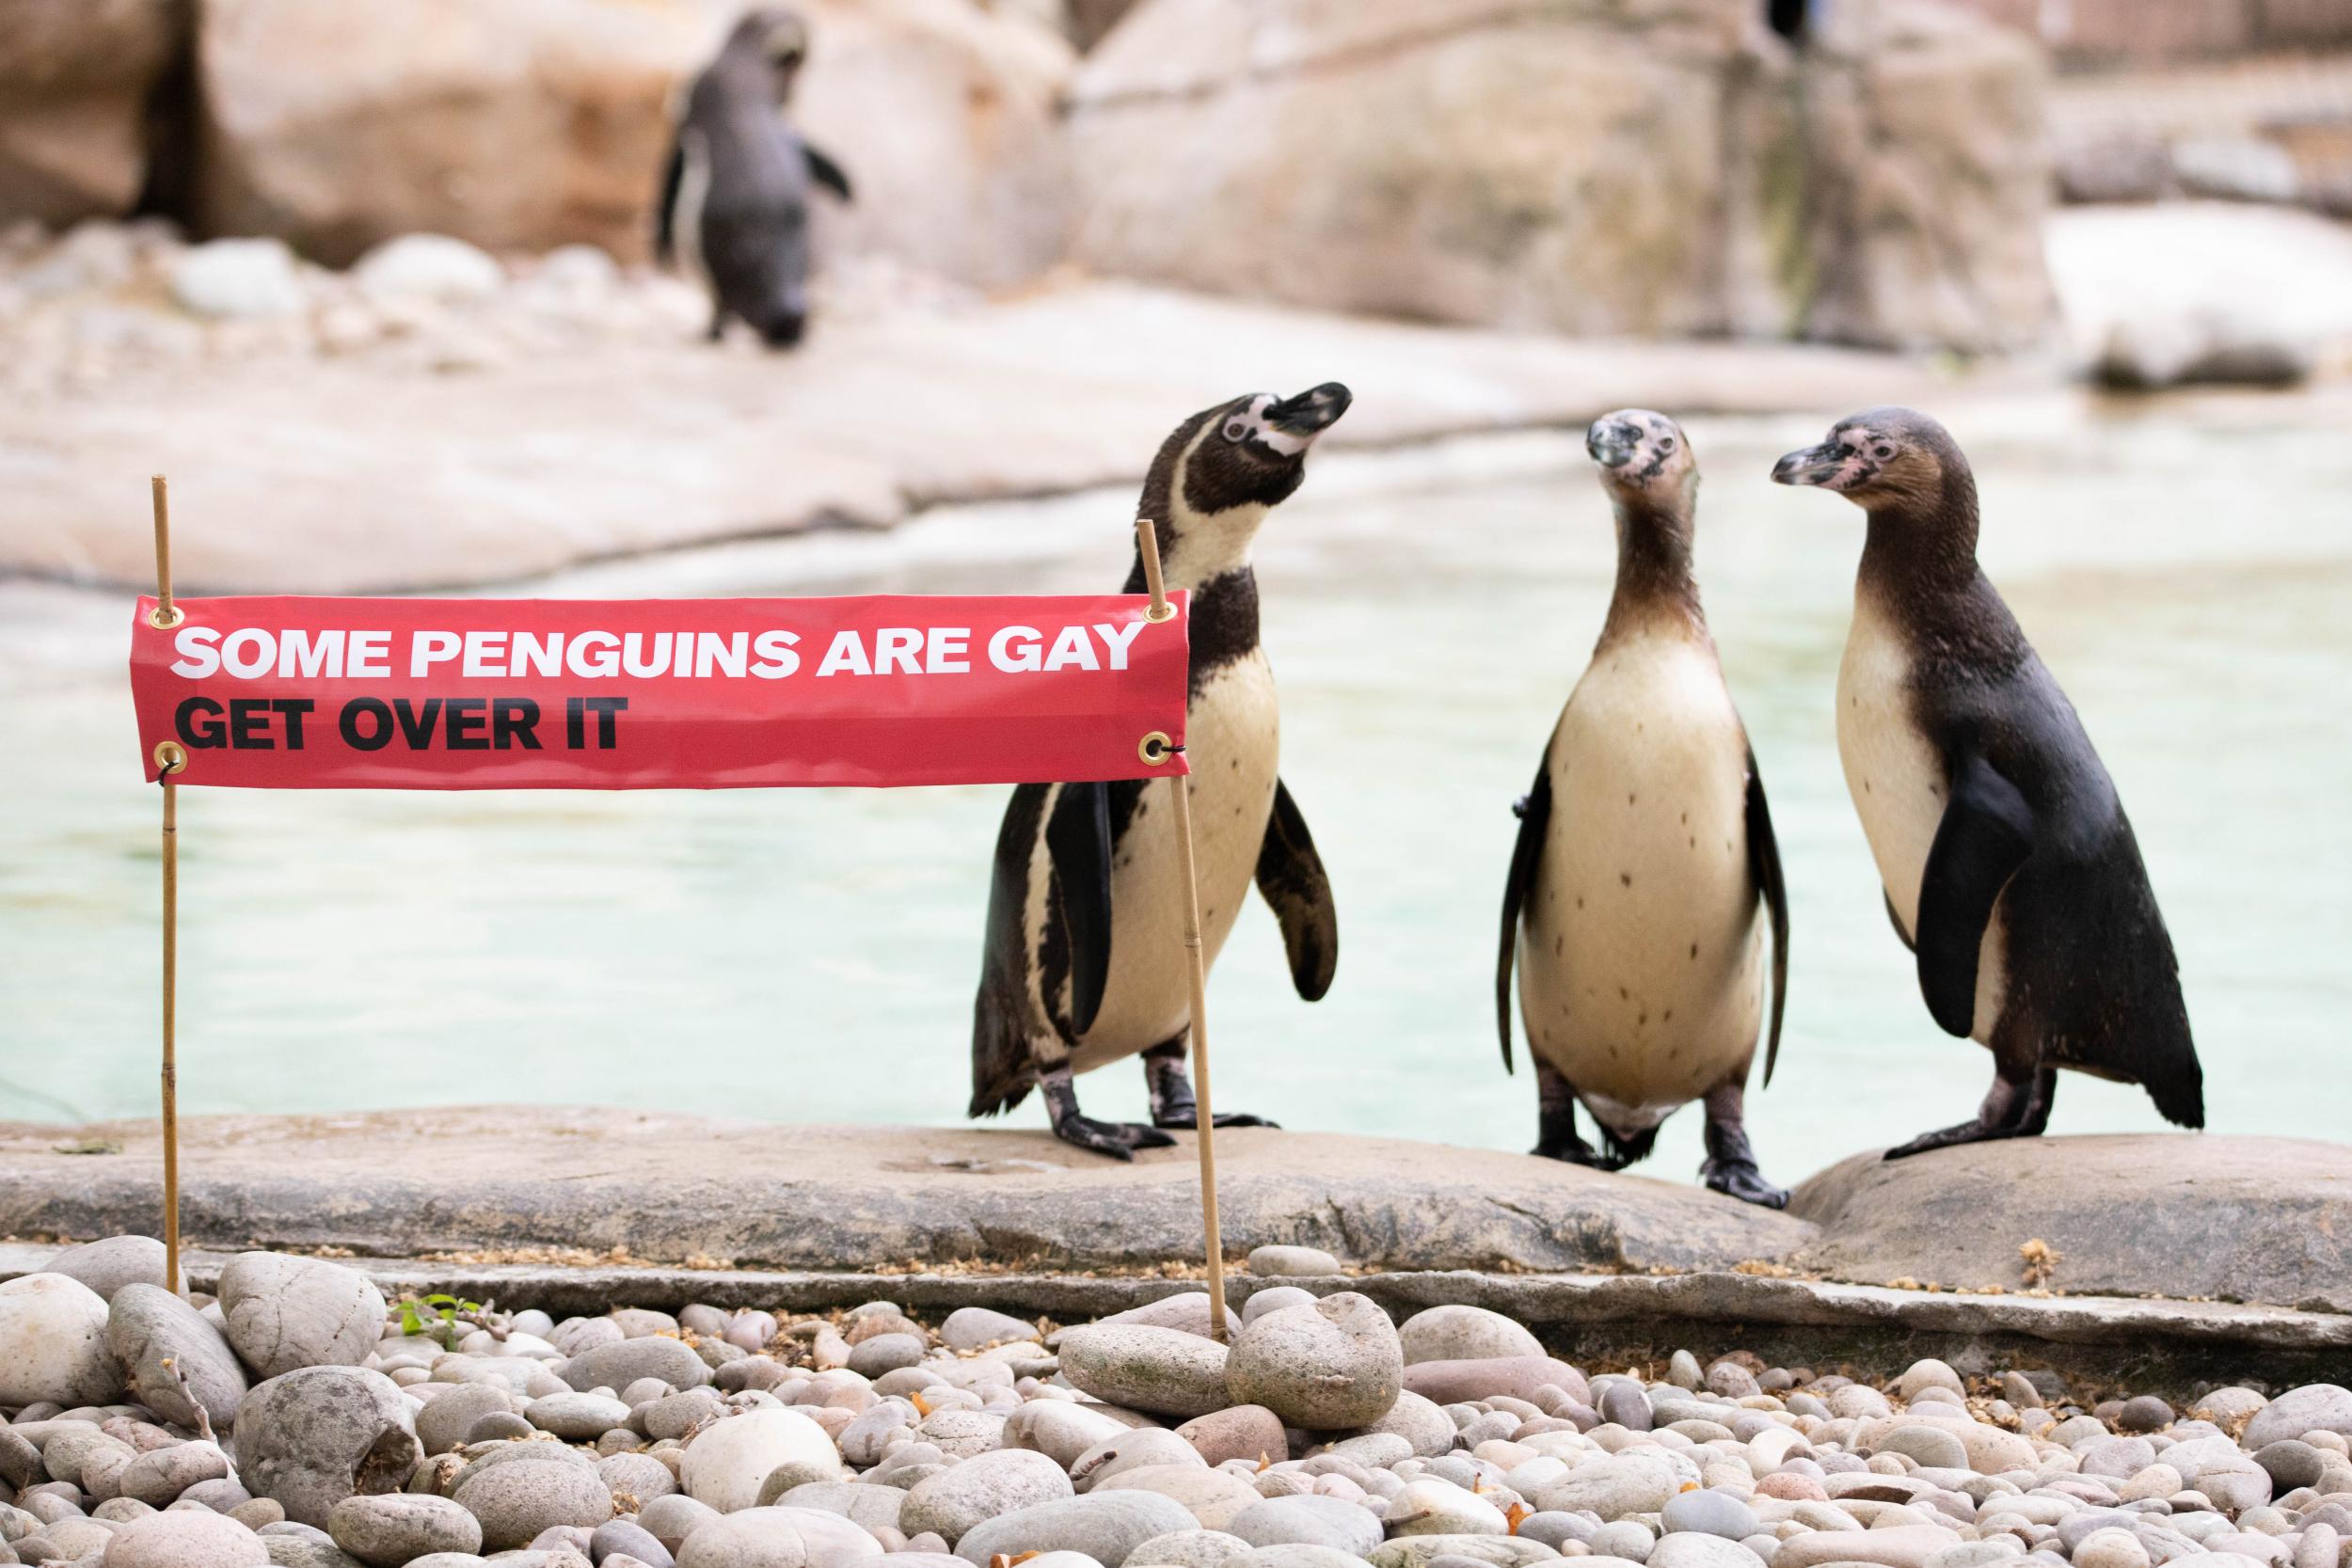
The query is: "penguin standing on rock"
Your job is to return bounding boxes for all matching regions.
[657,8,852,348]
[1772,407,2203,1155]
[1498,411,1792,1207]
[971,384,1351,1160]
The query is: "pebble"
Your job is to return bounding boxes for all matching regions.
[42,1236,171,1300]
[108,1282,251,1431]
[1247,1289,1319,1325]
[959,1492,1200,1565]
[681,1408,842,1512]
[562,1337,712,1394]
[1661,1488,1760,1540]
[668,1503,881,1566]
[2244,1385,2352,1449]
[1396,1307,1545,1367]
[237,1365,422,1527]
[941,1308,1041,1351]
[0,1273,120,1407]
[326,1493,485,1564]
[1226,1294,1404,1431]
[218,1254,389,1379]
[453,1452,612,1550]
[1248,1246,1344,1277]
[1058,1325,1233,1418]
[101,1505,270,1565]
[1232,1495,1386,1557]
[902,1447,1073,1544]
[1179,1404,1289,1467]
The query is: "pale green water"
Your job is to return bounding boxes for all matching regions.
[5,391,2349,1191]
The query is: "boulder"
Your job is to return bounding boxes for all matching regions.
[215,1252,389,1378]
[0,1271,121,1407]
[236,1365,423,1528]
[0,0,186,229]
[107,1281,250,1431]
[190,0,1073,285]
[1067,0,2046,354]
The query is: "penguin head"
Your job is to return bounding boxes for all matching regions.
[1139,383,1351,585]
[1585,408,1696,509]
[1772,406,1963,511]
[723,8,811,102]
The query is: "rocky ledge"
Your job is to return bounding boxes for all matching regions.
[2,1116,2347,1316]
[5,1236,2352,1568]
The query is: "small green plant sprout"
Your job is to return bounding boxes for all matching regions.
[393,1292,510,1349]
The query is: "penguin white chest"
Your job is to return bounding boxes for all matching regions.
[1836,593,2006,1040]
[1072,651,1280,1069]
[1517,633,1765,1128]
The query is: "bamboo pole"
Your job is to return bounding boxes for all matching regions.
[1136,518,1226,1339]
[151,475,183,1296]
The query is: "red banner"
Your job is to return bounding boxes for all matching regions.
[130,595,1190,789]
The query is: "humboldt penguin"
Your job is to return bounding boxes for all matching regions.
[1772,407,2203,1155]
[971,384,1351,1159]
[1497,411,1791,1207]
[657,8,852,348]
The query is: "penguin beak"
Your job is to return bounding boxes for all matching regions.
[1263,383,1352,440]
[1771,441,1849,488]
[1586,419,1641,469]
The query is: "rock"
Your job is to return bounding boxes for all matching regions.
[44,1236,170,1300]
[641,1494,722,1553]
[1386,1477,1508,1537]
[107,1284,249,1432]
[352,234,504,303]
[1073,1430,1206,1495]
[1897,1361,1963,1401]
[2113,1396,2172,1433]
[100,1505,270,1566]
[562,1338,712,1395]
[190,0,1073,286]
[1535,1453,1684,1522]
[1649,1538,1763,1568]
[674,1505,884,1568]
[1597,1383,1653,1433]
[1231,1549,1368,1568]
[0,1273,120,1407]
[118,1439,230,1507]
[170,238,306,319]
[2171,137,2301,205]
[595,1518,676,1568]
[1242,1290,1313,1326]
[1126,1528,1255,1568]
[527,1392,633,1441]
[2252,1440,2325,1493]
[847,1334,927,1379]
[1057,1326,1232,1419]
[216,1254,389,1378]
[1224,1293,1401,1432]
[940,1309,1040,1352]
[238,1366,423,1528]
[1246,1247,1340,1278]
[0,0,183,228]
[1396,1308,1544,1368]
[2191,1388,2268,1426]
[326,1493,484,1565]
[1365,1538,1560,1568]
[1007,1403,1136,1471]
[1089,1295,1241,1343]
[1227,1497,1381,1558]
[768,1480,906,1528]
[1347,1390,1454,1459]
[1096,1465,1262,1533]
[1176,1406,1286,1468]
[957,1493,1198,1566]
[1877,1426,1969,1470]
[682,1409,842,1513]
[2245,1386,2352,1449]
[1404,1358,1587,1409]
[1774,1527,1959,1568]
[417,1384,516,1456]
[453,1454,612,1551]
[2073,1528,2151,1568]
[902,1449,1073,1545]
[1659,1490,1757,1541]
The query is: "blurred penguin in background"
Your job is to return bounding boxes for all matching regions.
[657,8,854,349]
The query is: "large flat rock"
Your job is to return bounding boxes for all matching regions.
[1790,1134,2352,1314]
[0,280,1949,594]
[0,1108,1808,1273]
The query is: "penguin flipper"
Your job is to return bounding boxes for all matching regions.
[1743,746,1790,1088]
[1496,759,1552,1074]
[803,143,853,202]
[1916,753,2035,1037]
[1255,778,1337,1003]
[655,138,682,264]
[1046,781,1115,1037]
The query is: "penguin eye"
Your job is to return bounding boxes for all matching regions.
[1660,436,1676,451]
[1223,420,1249,442]
[1873,443,1895,460]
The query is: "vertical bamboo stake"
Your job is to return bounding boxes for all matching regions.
[151,475,183,1296]
[1136,518,1227,1340]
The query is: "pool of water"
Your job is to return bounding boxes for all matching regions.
[5,388,2349,1193]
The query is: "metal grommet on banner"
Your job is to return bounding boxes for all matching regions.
[149,603,184,630]
[1138,731,1174,766]
[152,740,187,775]
[1144,600,1175,625]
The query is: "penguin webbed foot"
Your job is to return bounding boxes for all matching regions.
[1049,1110,1178,1162]
[1141,1041,1277,1130]
[1884,1066,2055,1161]
[1154,1110,1281,1131]
[1700,1097,1788,1208]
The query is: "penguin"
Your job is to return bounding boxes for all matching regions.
[1771,407,2203,1156]
[657,8,853,349]
[1497,411,1792,1206]
[970,384,1351,1159]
